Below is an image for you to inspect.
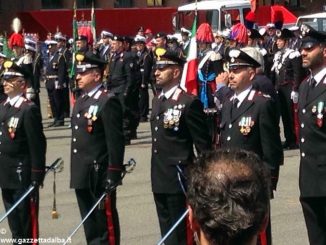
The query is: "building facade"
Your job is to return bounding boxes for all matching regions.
[0,0,325,35]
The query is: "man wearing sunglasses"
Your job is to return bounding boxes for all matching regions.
[0,60,46,242]
[297,24,326,245]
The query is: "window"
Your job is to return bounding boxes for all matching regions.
[42,0,63,9]
[147,0,163,7]
[115,0,133,8]
[77,0,93,8]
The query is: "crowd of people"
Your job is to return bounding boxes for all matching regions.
[0,15,325,245]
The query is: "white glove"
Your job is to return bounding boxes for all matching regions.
[290,91,299,104]
[55,81,62,89]
[26,87,35,100]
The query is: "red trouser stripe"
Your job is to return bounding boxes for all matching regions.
[259,230,268,245]
[30,198,38,245]
[105,195,115,245]
[186,210,193,245]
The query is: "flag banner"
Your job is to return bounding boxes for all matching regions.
[180,16,198,96]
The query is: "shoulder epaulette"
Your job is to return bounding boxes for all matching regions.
[289,50,301,59]
[256,91,271,99]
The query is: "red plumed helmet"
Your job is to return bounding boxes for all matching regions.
[196,23,214,43]
[9,33,24,49]
[245,11,256,22]
[231,23,248,45]
[8,17,24,49]
[245,11,256,29]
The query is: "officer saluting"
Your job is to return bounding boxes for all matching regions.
[219,48,283,245]
[0,60,46,242]
[298,24,326,245]
[151,48,211,245]
[70,52,125,244]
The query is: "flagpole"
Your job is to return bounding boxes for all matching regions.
[91,1,96,46]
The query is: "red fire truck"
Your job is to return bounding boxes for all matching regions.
[17,1,297,39]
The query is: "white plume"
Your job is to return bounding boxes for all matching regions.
[12,17,22,34]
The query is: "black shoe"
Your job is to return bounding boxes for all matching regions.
[54,121,64,127]
[130,131,137,140]
[282,142,298,150]
[47,121,56,128]
[139,117,148,122]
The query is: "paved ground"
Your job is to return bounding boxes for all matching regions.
[0,87,309,245]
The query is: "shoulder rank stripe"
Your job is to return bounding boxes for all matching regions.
[248,90,256,101]
[172,88,183,101]
[94,90,103,100]
[14,97,25,108]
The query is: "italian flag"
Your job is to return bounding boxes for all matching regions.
[180,17,198,96]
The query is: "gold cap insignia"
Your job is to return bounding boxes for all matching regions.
[155,48,166,61]
[76,54,85,64]
[3,61,13,70]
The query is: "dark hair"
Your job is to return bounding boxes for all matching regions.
[187,149,270,245]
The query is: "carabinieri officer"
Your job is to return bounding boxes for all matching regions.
[0,60,46,242]
[70,51,125,245]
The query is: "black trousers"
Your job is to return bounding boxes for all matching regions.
[47,87,65,123]
[300,197,326,245]
[277,84,296,145]
[153,193,188,245]
[75,189,120,245]
[139,87,149,120]
[1,188,38,243]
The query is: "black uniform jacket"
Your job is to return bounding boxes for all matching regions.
[45,51,67,90]
[70,87,125,190]
[108,51,134,95]
[150,88,212,194]
[220,89,283,171]
[0,97,46,189]
[298,72,326,197]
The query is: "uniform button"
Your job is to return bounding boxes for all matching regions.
[73,138,77,142]
[154,149,158,153]
[155,126,158,131]
[154,138,157,142]
[301,123,304,128]
[301,152,305,157]
[301,138,305,143]
[0,132,2,135]
[77,113,80,118]
[302,109,306,114]
[229,124,232,129]
[0,142,1,144]
[156,116,159,120]
[73,149,77,153]
[178,160,181,163]
[227,136,231,141]
[1,122,4,125]
[74,125,78,130]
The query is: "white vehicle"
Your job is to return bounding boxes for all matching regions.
[175,0,252,32]
[296,12,326,32]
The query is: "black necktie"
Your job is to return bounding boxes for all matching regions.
[233,98,239,109]
[309,77,317,88]
[306,77,316,99]
[231,98,239,118]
